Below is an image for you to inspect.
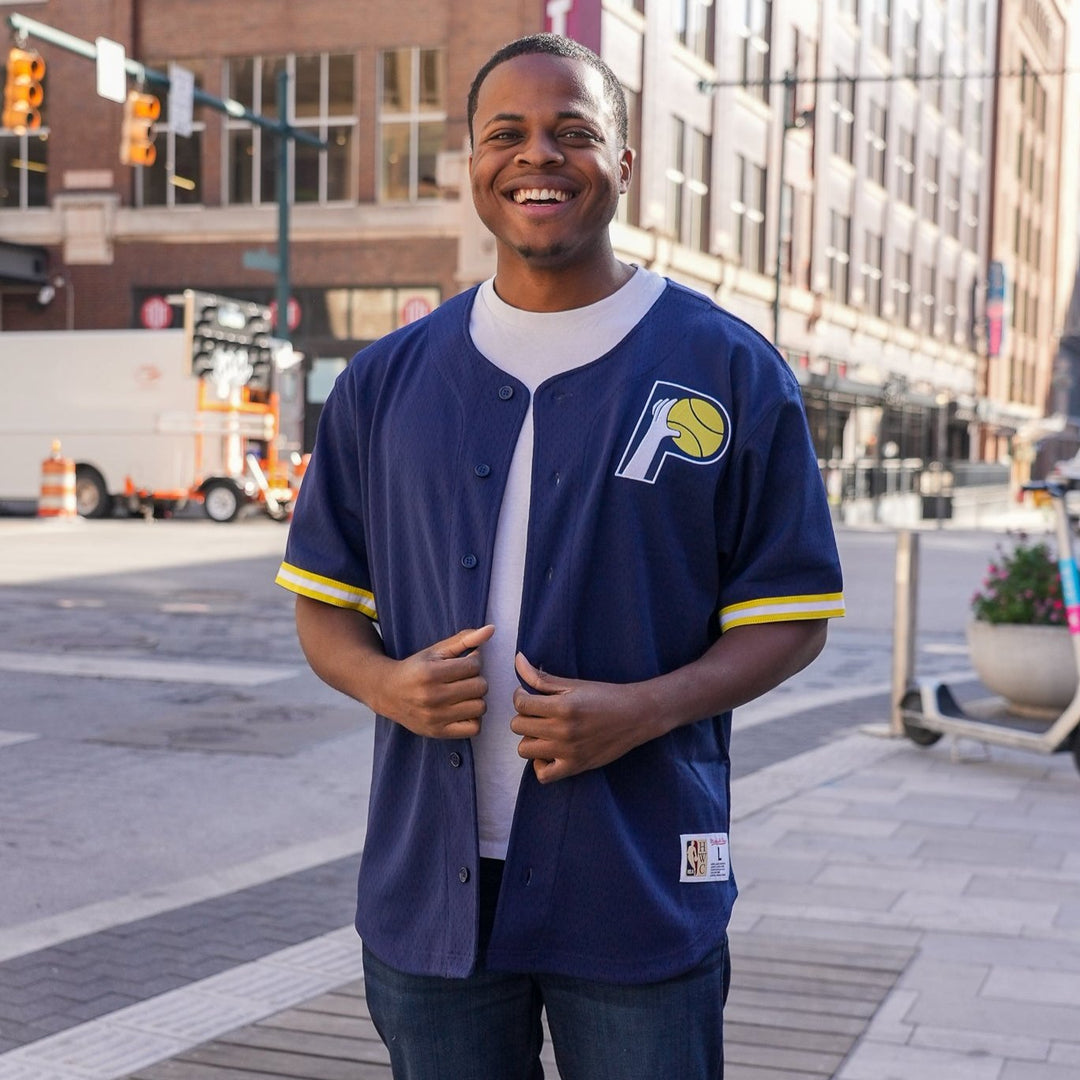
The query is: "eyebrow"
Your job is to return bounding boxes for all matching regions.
[481,109,595,128]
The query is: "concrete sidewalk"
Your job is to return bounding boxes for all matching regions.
[2,727,1078,1079]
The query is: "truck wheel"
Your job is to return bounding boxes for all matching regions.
[74,465,112,519]
[203,480,242,523]
[900,688,942,747]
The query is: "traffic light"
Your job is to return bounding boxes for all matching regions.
[120,89,160,166]
[2,47,46,133]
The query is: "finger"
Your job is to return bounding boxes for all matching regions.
[532,757,564,784]
[514,652,566,693]
[432,624,495,660]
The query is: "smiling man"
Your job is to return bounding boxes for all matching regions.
[276,33,844,1080]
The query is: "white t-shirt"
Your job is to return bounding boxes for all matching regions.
[468,266,667,859]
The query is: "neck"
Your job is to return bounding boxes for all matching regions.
[492,254,634,313]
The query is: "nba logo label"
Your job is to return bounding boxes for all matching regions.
[680,832,730,882]
[615,381,731,484]
[684,838,708,878]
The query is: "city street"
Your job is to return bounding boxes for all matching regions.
[0,512,1035,932]
[0,508,1069,1073]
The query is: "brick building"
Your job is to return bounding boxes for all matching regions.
[2,0,1078,501]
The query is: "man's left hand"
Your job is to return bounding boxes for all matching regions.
[510,653,655,783]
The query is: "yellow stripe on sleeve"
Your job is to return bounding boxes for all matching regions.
[719,592,845,632]
[275,562,377,618]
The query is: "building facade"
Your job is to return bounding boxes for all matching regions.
[1,0,1077,503]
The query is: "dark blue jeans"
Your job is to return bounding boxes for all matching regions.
[363,861,731,1080]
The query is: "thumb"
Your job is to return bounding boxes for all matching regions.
[515,652,560,693]
[433,624,495,659]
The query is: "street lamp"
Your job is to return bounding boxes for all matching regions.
[772,70,814,347]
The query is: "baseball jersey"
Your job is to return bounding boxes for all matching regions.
[276,279,844,983]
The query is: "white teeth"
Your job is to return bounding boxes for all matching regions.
[512,188,572,203]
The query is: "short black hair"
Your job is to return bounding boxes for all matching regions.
[467,34,628,148]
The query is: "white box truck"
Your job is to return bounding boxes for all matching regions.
[0,328,299,521]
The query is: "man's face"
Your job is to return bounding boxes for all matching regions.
[468,53,632,273]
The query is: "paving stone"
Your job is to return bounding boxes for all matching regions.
[837,1039,1005,1080]
[1000,1063,1080,1079]
[981,966,1080,1008]
[910,1024,1050,1062]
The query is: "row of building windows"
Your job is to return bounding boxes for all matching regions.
[1,48,445,210]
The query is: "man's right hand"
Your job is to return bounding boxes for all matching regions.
[377,625,495,739]
[295,596,493,739]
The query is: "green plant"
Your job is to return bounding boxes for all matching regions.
[970,536,1066,626]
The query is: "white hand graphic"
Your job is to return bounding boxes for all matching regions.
[619,397,678,481]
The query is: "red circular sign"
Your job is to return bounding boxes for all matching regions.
[400,296,432,324]
[269,297,301,332]
[139,295,173,330]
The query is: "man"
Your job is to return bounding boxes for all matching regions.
[276,33,843,1080]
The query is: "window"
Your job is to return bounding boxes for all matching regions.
[969,91,983,149]
[739,0,772,104]
[666,119,712,251]
[939,173,958,238]
[867,102,887,185]
[900,10,920,80]
[964,188,979,249]
[837,0,859,20]
[863,231,884,315]
[921,263,937,331]
[869,0,891,53]
[676,0,715,63]
[831,71,855,163]
[922,153,939,222]
[0,129,47,208]
[895,126,915,206]
[826,210,852,303]
[293,53,355,202]
[943,276,958,340]
[615,86,641,227]
[665,118,686,243]
[947,73,964,130]
[379,47,446,201]
[686,128,711,251]
[224,53,356,206]
[926,41,944,112]
[893,247,912,326]
[139,59,207,207]
[733,153,767,272]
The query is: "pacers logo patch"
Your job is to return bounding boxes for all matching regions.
[615,381,731,484]
[680,833,730,883]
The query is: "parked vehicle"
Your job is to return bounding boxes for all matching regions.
[0,327,301,521]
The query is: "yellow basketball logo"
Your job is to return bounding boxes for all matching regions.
[667,397,726,458]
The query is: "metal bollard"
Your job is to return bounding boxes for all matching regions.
[891,530,919,735]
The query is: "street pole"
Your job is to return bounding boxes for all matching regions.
[771,73,813,349]
[771,71,794,348]
[276,69,291,346]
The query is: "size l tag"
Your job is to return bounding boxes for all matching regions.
[680,833,730,882]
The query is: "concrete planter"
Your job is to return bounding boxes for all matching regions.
[966,619,1079,717]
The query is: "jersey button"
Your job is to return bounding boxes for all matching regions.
[461,553,478,569]
[474,463,491,477]
[458,866,471,884]
[449,751,462,768]
[498,385,514,400]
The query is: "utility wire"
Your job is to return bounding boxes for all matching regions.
[699,66,1080,92]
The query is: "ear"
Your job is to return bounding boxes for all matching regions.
[618,147,634,194]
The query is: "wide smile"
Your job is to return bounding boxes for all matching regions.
[509,187,576,205]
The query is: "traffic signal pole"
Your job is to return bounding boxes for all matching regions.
[5,10,325,344]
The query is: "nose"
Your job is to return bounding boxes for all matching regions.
[514,129,564,167]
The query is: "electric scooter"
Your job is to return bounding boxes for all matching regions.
[900,476,1080,777]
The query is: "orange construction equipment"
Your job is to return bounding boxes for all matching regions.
[38,440,77,519]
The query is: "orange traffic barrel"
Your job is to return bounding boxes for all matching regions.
[38,440,77,520]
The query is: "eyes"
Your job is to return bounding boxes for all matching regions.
[484,127,602,146]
